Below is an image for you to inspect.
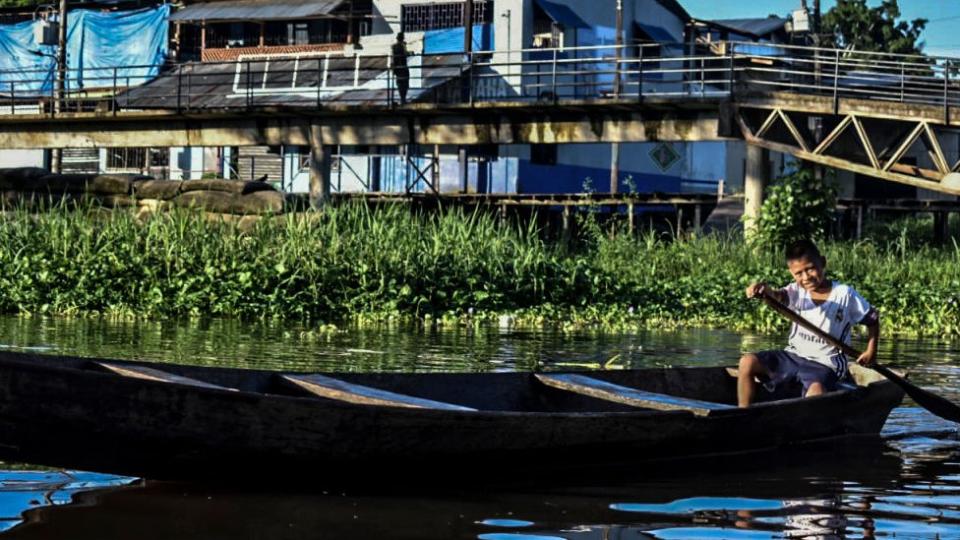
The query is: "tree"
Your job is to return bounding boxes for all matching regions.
[821,0,927,55]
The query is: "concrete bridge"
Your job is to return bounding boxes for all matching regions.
[3,41,960,210]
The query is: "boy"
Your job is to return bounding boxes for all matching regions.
[738,239,880,407]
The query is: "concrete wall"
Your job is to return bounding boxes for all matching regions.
[0,150,45,168]
[170,147,205,180]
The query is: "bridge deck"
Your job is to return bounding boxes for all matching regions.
[3,41,960,195]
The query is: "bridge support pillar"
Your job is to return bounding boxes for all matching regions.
[610,143,620,194]
[459,147,469,194]
[744,144,769,240]
[309,122,332,209]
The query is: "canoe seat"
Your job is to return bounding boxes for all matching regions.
[535,373,734,417]
[279,374,477,411]
[95,362,236,391]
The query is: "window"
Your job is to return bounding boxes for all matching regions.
[401,1,492,32]
[264,20,348,46]
[148,148,169,168]
[290,22,310,45]
[531,4,560,48]
[106,148,168,171]
[530,144,557,165]
[206,22,260,48]
[106,148,146,170]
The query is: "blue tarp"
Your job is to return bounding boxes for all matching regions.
[0,5,169,95]
[68,5,171,90]
[423,24,493,54]
[0,20,54,94]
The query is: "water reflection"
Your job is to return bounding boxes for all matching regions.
[0,472,134,534]
[0,316,958,538]
[4,438,959,540]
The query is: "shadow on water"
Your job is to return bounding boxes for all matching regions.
[6,435,960,540]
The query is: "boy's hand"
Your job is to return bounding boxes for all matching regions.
[856,347,877,367]
[745,282,768,299]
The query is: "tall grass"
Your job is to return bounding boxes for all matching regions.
[1,203,958,336]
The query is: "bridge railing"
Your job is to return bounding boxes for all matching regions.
[728,41,960,114]
[0,41,957,116]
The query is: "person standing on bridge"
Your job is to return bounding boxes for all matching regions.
[391,32,410,105]
[737,239,880,407]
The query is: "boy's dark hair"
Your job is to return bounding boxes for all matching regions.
[784,239,821,262]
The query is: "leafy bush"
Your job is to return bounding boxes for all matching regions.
[752,167,837,248]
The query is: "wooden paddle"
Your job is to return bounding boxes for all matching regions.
[758,289,960,423]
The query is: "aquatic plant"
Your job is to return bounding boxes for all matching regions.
[0,203,958,336]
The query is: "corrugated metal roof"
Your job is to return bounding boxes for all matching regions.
[169,0,346,22]
[120,54,465,109]
[712,17,788,38]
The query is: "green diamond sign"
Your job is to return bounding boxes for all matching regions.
[649,143,681,172]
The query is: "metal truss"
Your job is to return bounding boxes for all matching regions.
[403,144,440,194]
[736,106,960,195]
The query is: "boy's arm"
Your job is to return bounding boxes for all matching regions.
[745,282,787,304]
[856,316,880,367]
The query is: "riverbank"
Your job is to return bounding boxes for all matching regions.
[1,204,957,336]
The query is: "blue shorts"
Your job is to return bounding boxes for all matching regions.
[754,350,848,395]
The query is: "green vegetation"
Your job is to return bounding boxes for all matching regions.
[0,203,958,336]
[750,167,837,249]
[0,0,47,7]
[822,0,927,55]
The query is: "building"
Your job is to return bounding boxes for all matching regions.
[0,1,786,196]
[6,0,945,203]
[284,0,746,195]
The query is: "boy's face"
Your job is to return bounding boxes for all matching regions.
[787,254,827,292]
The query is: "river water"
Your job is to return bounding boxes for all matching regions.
[0,316,958,539]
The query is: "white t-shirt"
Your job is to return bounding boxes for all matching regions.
[783,281,876,367]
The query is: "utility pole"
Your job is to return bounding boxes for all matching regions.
[51,0,67,174]
[462,0,475,194]
[614,0,623,97]
[812,0,821,45]
[811,0,825,183]
[464,0,474,53]
[610,0,623,194]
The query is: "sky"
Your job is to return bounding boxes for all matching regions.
[679,0,960,57]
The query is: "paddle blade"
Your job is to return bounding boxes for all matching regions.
[874,365,960,423]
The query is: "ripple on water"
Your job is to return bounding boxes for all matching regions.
[611,497,784,514]
[477,535,566,540]
[645,527,778,539]
[478,519,535,527]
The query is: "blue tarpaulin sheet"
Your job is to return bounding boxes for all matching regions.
[423,24,493,54]
[0,20,53,94]
[0,5,169,95]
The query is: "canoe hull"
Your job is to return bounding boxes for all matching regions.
[0,352,904,482]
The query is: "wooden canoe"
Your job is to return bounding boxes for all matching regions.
[0,351,904,483]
